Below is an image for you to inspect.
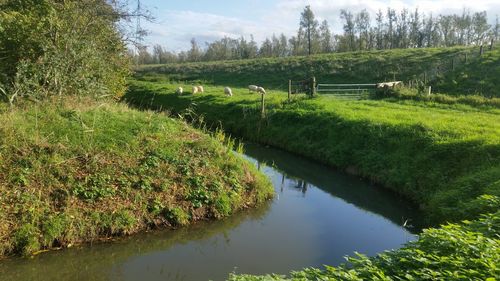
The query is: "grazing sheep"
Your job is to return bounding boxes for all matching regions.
[197,85,204,93]
[248,85,259,93]
[176,87,183,94]
[192,86,199,94]
[224,87,233,97]
[257,86,266,94]
[376,81,402,88]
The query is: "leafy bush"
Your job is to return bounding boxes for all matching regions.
[165,207,190,226]
[13,224,41,256]
[0,0,129,102]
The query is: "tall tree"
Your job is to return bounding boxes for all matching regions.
[259,38,273,57]
[397,9,409,48]
[319,20,333,53]
[439,15,455,46]
[187,38,202,62]
[375,9,385,49]
[386,8,397,48]
[472,11,490,45]
[278,33,289,57]
[300,5,319,55]
[409,8,423,48]
[355,9,370,50]
[341,9,356,51]
[494,15,499,43]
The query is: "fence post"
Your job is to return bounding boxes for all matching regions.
[260,93,265,119]
[428,86,432,96]
[311,76,316,97]
[288,79,291,102]
[480,45,484,56]
[424,71,427,84]
[464,53,468,64]
[451,58,455,71]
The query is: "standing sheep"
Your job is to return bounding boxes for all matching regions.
[197,86,204,93]
[248,85,259,93]
[224,87,233,97]
[192,86,199,94]
[176,87,183,94]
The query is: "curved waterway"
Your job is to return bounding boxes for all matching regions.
[0,144,422,281]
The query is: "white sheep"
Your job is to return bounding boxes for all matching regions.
[192,86,199,94]
[224,87,233,97]
[248,85,259,93]
[257,86,266,94]
[197,85,204,93]
[176,87,183,94]
[376,81,402,88]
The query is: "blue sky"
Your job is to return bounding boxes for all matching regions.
[136,0,500,52]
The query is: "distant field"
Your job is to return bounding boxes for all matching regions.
[135,46,499,97]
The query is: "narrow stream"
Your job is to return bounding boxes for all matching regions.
[0,144,422,281]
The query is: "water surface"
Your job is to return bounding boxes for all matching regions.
[0,144,421,281]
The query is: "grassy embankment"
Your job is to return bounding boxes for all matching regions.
[137,46,498,98]
[0,97,273,257]
[124,46,500,279]
[125,80,500,225]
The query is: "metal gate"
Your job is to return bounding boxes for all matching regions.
[316,83,376,99]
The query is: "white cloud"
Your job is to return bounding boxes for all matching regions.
[142,0,500,52]
[142,10,287,51]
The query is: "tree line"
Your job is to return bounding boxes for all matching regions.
[135,6,500,64]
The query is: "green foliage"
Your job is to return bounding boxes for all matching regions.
[0,0,129,102]
[187,187,212,209]
[41,214,67,247]
[165,207,190,226]
[72,174,116,201]
[13,224,41,256]
[214,193,233,218]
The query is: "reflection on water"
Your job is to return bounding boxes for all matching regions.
[0,143,421,281]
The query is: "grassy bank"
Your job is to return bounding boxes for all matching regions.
[125,81,500,225]
[375,86,500,108]
[432,46,500,97]
[0,97,273,257]
[136,46,498,97]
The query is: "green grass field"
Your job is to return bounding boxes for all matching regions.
[0,97,273,257]
[125,81,500,225]
[136,46,499,98]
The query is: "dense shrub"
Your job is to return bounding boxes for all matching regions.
[0,0,130,103]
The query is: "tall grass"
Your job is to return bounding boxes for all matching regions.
[0,96,273,257]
